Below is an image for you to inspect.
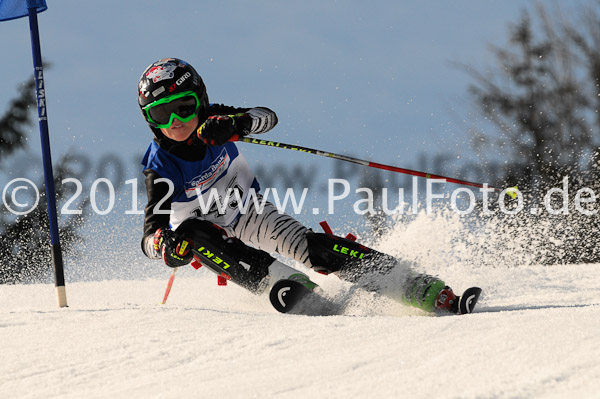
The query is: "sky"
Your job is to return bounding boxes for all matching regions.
[1,1,567,170]
[0,0,595,234]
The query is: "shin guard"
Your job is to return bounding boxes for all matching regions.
[176,219,273,292]
[305,232,397,282]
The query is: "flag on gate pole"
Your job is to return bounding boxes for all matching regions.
[0,0,68,308]
[0,0,46,21]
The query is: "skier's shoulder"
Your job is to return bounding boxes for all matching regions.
[141,140,160,166]
[142,140,170,167]
[141,140,183,180]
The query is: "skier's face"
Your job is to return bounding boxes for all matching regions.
[160,115,199,142]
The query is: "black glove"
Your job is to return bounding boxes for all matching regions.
[197,113,252,146]
[153,227,193,268]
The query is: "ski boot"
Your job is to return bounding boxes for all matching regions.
[401,273,482,315]
[434,286,459,313]
[401,274,459,314]
[434,285,484,315]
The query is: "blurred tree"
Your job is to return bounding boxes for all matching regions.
[465,3,600,264]
[0,76,89,283]
[0,78,35,162]
[466,4,600,189]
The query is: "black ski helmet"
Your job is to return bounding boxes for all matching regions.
[138,58,209,126]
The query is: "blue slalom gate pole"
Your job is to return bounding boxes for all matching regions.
[28,5,67,307]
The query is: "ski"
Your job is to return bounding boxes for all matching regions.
[457,287,482,315]
[270,280,482,316]
[269,279,340,316]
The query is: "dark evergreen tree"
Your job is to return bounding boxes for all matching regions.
[464,4,600,264]
[0,77,35,162]
[0,76,89,283]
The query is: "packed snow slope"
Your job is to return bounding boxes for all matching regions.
[2,214,600,399]
[3,264,600,398]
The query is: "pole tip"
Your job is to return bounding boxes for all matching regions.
[56,285,68,308]
[505,186,519,199]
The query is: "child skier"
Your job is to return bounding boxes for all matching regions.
[138,58,467,314]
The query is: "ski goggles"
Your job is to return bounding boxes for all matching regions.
[142,91,201,129]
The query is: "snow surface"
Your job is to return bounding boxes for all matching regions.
[2,215,600,399]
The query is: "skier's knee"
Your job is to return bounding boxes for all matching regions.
[175,218,274,291]
[305,232,397,281]
[305,232,371,274]
[177,219,272,264]
[175,219,225,242]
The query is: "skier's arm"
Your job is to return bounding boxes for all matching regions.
[209,104,278,135]
[198,105,278,145]
[141,168,172,259]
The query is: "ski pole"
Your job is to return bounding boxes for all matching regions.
[236,136,517,197]
[161,267,178,305]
